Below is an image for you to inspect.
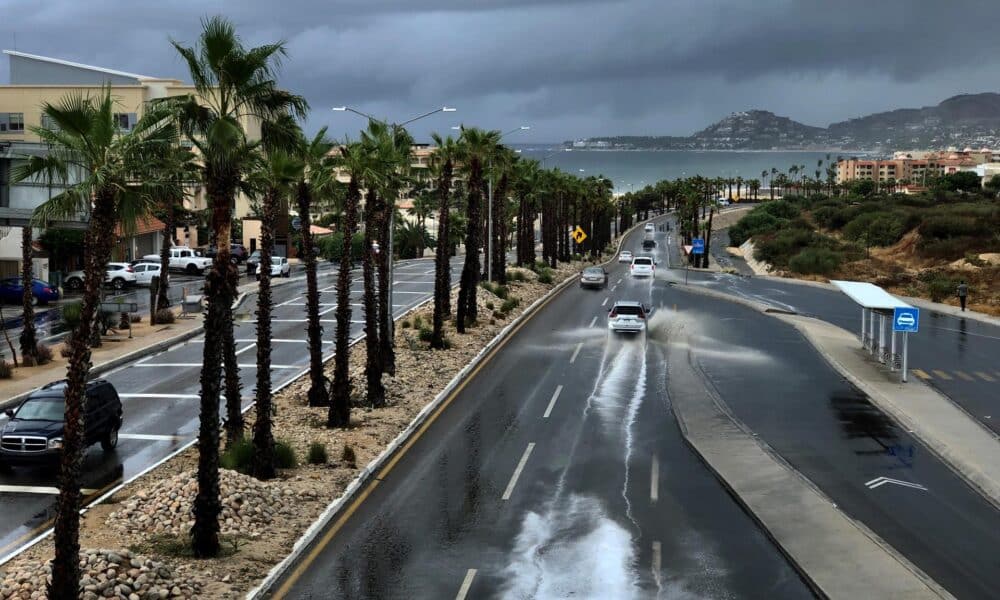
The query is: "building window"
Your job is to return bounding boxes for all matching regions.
[114,113,138,131]
[0,113,24,133]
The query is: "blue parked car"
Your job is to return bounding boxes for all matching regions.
[0,278,61,306]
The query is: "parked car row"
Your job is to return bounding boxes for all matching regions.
[0,278,60,305]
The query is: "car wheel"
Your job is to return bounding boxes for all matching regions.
[230,256,239,265]
[111,277,126,291]
[186,264,199,275]
[101,426,119,451]
[67,278,83,291]
[30,295,38,307]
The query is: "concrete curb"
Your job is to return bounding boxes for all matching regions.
[247,218,648,599]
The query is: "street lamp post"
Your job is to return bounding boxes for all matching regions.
[332,105,456,345]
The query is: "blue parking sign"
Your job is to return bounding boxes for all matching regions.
[893,307,919,333]
[692,238,705,255]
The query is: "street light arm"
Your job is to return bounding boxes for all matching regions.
[331,106,381,123]
[398,106,457,127]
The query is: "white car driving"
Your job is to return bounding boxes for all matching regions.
[630,256,655,278]
[618,250,634,263]
[644,223,655,232]
[64,263,137,292]
[131,262,163,286]
[607,300,652,334]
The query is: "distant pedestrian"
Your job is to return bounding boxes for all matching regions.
[957,280,968,311]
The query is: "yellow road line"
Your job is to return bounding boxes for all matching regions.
[932,369,953,380]
[974,371,995,382]
[911,369,931,380]
[271,273,569,599]
[954,370,976,382]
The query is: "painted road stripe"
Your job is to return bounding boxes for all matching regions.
[118,393,200,400]
[650,455,659,503]
[455,569,477,600]
[589,316,598,328]
[651,541,662,582]
[502,443,535,500]
[235,343,257,356]
[932,369,953,380]
[0,485,97,495]
[616,278,622,284]
[118,433,184,442]
[954,370,975,381]
[543,385,563,419]
[601,297,609,307]
[392,290,428,295]
[911,369,931,380]
[569,342,583,364]
[974,371,995,382]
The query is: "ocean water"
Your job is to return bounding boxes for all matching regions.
[514,148,836,194]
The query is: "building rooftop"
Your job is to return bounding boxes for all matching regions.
[3,49,157,81]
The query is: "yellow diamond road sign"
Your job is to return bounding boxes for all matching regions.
[572,226,587,244]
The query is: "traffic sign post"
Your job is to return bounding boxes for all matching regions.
[892,307,919,382]
[572,226,587,245]
[292,216,302,231]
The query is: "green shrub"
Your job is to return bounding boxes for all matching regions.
[533,260,548,272]
[0,360,11,379]
[401,320,411,329]
[759,199,800,220]
[506,269,527,282]
[789,248,843,275]
[307,442,328,465]
[500,298,520,313]
[412,315,424,329]
[485,301,494,310]
[920,215,990,240]
[843,212,907,247]
[275,440,297,469]
[754,229,818,268]
[155,309,175,324]
[572,253,583,261]
[341,444,357,468]
[925,276,955,302]
[729,210,784,246]
[418,327,433,342]
[61,302,83,328]
[220,438,254,473]
[34,343,53,366]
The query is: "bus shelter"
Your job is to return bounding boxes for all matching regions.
[831,280,915,382]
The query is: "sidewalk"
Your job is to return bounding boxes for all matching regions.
[666,333,949,600]
[774,313,1000,508]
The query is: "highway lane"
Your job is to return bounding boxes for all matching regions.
[645,219,1000,599]
[0,256,462,562]
[275,225,811,598]
[661,214,1000,435]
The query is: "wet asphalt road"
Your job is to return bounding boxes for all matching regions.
[0,256,462,562]
[276,225,812,599]
[662,217,1000,436]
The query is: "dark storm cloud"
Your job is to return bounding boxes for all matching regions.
[3,0,1000,141]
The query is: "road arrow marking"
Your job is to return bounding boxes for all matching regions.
[865,476,928,491]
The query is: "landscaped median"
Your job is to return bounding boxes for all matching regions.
[0,254,612,599]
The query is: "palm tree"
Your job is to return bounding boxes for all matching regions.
[19,226,38,366]
[295,127,335,408]
[407,188,436,259]
[328,142,367,426]
[489,147,516,283]
[513,159,539,267]
[149,147,198,324]
[770,167,778,200]
[15,89,175,598]
[248,142,299,479]
[455,127,499,332]
[429,133,457,349]
[168,16,307,558]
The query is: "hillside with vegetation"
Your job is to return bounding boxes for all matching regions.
[728,173,1000,314]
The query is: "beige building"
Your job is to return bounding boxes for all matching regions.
[0,50,258,278]
[836,153,985,188]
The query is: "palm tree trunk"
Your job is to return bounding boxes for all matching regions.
[491,173,508,283]
[49,190,116,598]
[362,189,385,407]
[329,177,359,426]
[191,179,234,559]
[222,290,243,444]
[298,183,329,406]
[431,160,453,349]
[250,188,277,479]
[703,208,714,268]
[154,204,174,322]
[19,226,38,365]
[458,160,483,330]
[377,196,395,376]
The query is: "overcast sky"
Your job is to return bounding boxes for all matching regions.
[4,0,1000,143]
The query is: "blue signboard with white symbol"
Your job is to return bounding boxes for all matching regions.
[692,238,705,255]
[893,307,919,333]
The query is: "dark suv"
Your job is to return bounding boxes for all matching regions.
[0,380,123,468]
[204,243,249,264]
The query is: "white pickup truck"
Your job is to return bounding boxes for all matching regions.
[141,247,213,275]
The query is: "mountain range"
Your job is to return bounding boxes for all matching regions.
[573,93,1000,151]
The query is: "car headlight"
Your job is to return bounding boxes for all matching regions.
[47,438,63,450]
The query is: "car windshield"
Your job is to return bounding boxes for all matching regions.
[583,268,603,275]
[634,258,652,265]
[14,396,64,421]
[614,305,642,316]
[272,257,283,265]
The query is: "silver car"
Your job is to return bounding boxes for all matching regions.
[579,266,608,289]
[607,300,652,334]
